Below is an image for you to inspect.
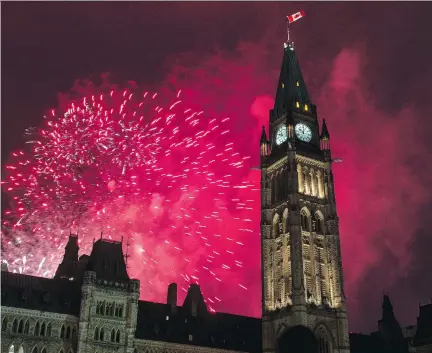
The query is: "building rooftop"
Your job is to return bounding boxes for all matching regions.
[2,236,262,352]
[135,297,261,352]
[1,271,81,315]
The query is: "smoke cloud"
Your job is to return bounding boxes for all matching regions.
[163,38,432,332]
[2,2,431,332]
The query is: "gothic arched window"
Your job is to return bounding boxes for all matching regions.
[31,346,38,353]
[41,348,47,353]
[18,319,24,334]
[300,210,310,232]
[94,327,99,341]
[60,324,65,339]
[17,346,24,353]
[40,322,46,336]
[99,327,104,341]
[71,326,76,340]
[12,318,18,333]
[46,323,51,337]
[34,321,40,336]
[318,336,330,353]
[314,213,324,234]
[24,320,30,334]
[8,344,15,353]
[119,305,124,318]
[111,329,115,342]
[65,325,71,340]
[116,330,120,343]
[2,317,8,332]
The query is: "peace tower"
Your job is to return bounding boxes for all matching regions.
[260,40,350,353]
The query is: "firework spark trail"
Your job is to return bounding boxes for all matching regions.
[1,83,258,312]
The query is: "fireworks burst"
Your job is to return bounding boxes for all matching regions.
[1,82,259,313]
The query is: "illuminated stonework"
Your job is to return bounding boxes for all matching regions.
[261,42,350,353]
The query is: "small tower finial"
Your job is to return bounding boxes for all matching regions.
[124,236,131,268]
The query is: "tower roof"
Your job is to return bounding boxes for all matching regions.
[54,233,79,279]
[274,44,311,113]
[86,238,129,281]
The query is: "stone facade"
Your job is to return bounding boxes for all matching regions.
[259,41,350,353]
[1,37,357,353]
[1,238,261,353]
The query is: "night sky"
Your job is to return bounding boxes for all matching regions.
[2,2,432,333]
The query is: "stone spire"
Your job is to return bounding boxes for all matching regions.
[273,44,311,118]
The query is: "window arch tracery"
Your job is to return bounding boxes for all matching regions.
[65,325,71,339]
[94,327,99,341]
[40,322,46,336]
[300,209,311,232]
[2,317,8,332]
[18,319,24,334]
[314,212,324,234]
[314,325,332,353]
[12,318,18,333]
[34,321,40,336]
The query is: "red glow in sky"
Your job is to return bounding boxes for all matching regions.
[2,83,260,315]
[2,2,432,332]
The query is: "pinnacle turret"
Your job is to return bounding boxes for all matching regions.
[382,294,396,321]
[260,125,270,157]
[260,125,268,144]
[320,118,330,140]
[55,233,79,279]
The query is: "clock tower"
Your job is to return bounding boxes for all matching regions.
[260,41,350,353]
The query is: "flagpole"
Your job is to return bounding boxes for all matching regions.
[287,21,290,44]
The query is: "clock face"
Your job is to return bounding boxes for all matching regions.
[275,126,287,145]
[295,123,312,142]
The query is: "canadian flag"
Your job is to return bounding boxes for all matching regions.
[287,11,306,24]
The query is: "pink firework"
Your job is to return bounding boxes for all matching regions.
[1,82,259,314]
